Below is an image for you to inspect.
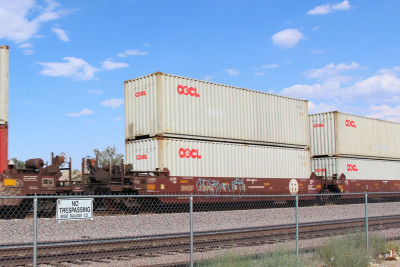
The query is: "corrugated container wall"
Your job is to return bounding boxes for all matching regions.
[311,157,400,181]
[0,46,9,125]
[310,112,400,159]
[125,72,309,148]
[126,138,310,178]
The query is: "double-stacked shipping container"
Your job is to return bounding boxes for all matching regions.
[309,111,400,192]
[0,46,9,173]
[125,72,313,195]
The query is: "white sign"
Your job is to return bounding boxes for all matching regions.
[57,198,93,221]
[289,179,299,195]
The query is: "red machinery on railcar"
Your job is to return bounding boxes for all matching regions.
[0,46,84,216]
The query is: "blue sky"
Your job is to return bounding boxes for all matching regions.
[1,0,400,168]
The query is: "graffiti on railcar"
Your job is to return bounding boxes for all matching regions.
[196,178,246,195]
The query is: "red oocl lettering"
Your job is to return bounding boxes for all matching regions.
[314,168,326,172]
[345,119,356,128]
[177,85,200,97]
[178,148,202,159]
[313,124,324,128]
[135,91,146,97]
[136,155,147,160]
[347,164,358,172]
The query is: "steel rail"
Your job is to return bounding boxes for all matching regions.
[1,215,400,266]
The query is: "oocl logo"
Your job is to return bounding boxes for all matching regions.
[136,155,147,160]
[179,148,202,159]
[345,119,356,128]
[135,91,146,97]
[347,164,358,172]
[177,85,200,97]
[314,168,326,173]
[313,124,324,128]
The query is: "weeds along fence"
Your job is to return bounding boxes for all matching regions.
[0,192,400,266]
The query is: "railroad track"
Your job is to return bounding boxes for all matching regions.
[1,215,400,266]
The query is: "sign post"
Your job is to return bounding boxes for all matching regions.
[57,198,93,222]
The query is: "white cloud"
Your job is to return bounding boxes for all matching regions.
[66,108,94,117]
[255,72,264,76]
[52,27,69,41]
[304,62,360,82]
[261,64,279,69]
[281,62,361,100]
[308,101,336,114]
[307,0,351,15]
[311,49,324,54]
[341,73,400,98]
[117,49,147,57]
[225,69,239,76]
[281,63,400,119]
[204,75,213,81]
[22,49,35,55]
[114,117,122,121]
[101,98,124,108]
[38,57,99,80]
[272,29,304,48]
[383,95,400,103]
[88,89,103,95]
[281,83,333,100]
[18,42,32,48]
[101,60,129,70]
[0,0,72,43]
[367,105,400,122]
[378,66,400,76]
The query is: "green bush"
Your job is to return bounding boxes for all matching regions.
[198,246,310,267]
[259,246,307,267]
[317,232,386,267]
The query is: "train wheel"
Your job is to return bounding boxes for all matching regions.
[37,199,56,218]
[104,199,118,212]
[121,198,140,215]
[13,199,32,219]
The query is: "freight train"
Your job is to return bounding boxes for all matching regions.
[1,46,400,217]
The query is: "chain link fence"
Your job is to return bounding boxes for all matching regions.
[1,193,399,266]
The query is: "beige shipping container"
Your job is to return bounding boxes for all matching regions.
[309,112,400,159]
[125,72,309,148]
[0,46,9,125]
[311,157,400,181]
[126,138,310,178]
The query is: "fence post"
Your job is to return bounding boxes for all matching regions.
[190,195,194,267]
[33,197,38,267]
[365,193,369,251]
[296,195,299,266]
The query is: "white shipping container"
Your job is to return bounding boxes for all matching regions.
[311,157,400,181]
[310,112,400,159]
[125,72,309,148]
[126,138,310,178]
[0,46,9,125]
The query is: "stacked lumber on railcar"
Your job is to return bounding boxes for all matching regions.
[309,111,400,192]
[124,72,313,195]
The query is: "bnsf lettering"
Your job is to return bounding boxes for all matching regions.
[136,155,147,160]
[313,124,324,128]
[177,85,200,97]
[345,119,356,128]
[179,148,202,159]
[135,91,146,97]
[314,168,326,172]
[347,164,358,172]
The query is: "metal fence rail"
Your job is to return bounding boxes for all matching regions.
[0,192,399,266]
